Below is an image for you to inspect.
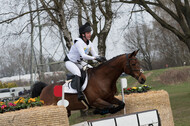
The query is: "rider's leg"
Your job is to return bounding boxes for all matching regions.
[65,61,81,76]
[65,61,85,101]
[77,61,92,71]
[75,75,85,101]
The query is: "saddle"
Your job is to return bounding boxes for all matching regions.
[66,69,86,90]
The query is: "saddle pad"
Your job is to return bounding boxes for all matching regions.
[54,74,88,95]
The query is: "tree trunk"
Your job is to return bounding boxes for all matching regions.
[28,0,34,86]
[186,38,190,52]
[39,0,72,49]
[36,0,44,81]
[97,19,112,56]
[97,0,113,56]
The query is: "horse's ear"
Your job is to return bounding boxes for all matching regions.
[129,49,139,58]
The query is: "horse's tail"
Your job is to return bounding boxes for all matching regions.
[31,81,48,98]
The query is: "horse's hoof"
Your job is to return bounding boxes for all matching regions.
[109,107,117,114]
[93,109,101,114]
[120,103,125,109]
[100,109,109,115]
[93,108,109,115]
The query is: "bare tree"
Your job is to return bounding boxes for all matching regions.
[124,23,154,70]
[35,0,45,81]
[75,0,113,56]
[120,0,190,52]
[39,0,73,49]
[0,42,31,77]
[153,21,190,67]
[28,0,35,85]
[0,0,118,57]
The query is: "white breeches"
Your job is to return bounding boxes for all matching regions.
[65,61,92,77]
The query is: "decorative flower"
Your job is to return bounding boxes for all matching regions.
[1,96,44,114]
[40,100,44,104]
[127,88,131,91]
[14,100,18,104]
[124,85,152,95]
[1,105,7,109]
[132,87,137,90]
[28,98,36,103]
[14,97,25,104]
[8,103,16,106]
[0,102,4,105]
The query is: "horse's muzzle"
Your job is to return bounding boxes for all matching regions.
[139,78,146,84]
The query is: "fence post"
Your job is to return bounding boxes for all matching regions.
[121,78,127,114]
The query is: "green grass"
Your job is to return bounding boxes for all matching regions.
[69,66,190,126]
[160,82,190,126]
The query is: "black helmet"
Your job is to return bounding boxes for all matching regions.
[79,22,92,34]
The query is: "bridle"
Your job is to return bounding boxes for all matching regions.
[126,53,142,80]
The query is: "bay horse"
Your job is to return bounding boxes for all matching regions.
[31,50,146,116]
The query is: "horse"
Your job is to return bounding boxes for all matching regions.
[31,50,146,116]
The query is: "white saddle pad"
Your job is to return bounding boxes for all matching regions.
[64,73,88,94]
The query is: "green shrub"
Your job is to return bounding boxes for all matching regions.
[0,82,17,89]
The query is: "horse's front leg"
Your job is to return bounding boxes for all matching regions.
[92,98,113,108]
[92,98,114,115]
[108,97,125,114]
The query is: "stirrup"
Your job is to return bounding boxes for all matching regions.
[78,93,85,101]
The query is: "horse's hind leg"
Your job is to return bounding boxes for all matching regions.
[67,110,71,117]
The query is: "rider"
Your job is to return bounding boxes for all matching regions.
[64,22,106,101]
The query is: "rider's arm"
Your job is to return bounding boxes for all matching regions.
[90,43,99,57]
[75,41,96,60]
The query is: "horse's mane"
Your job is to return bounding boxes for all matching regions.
[92,54,125,71]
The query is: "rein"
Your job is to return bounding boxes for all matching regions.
[126,53,142,80]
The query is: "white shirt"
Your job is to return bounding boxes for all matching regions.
[67,38,98,63]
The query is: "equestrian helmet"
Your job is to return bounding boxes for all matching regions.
[79,22,92,34]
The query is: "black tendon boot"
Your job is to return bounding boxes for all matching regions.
[75,75,85,101]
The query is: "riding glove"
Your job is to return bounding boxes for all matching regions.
[95,56,107,62]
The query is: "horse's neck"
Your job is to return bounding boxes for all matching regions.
[107,59,124,81]
[95,55,125,82]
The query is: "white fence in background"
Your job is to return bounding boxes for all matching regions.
[0,71,65,83]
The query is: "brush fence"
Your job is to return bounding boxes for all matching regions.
[0,105,69,126]
[117,90,174,126]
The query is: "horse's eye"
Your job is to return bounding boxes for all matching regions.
[140,69,144,73]
[132,64,136,66]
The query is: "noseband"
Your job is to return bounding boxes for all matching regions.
[126,54,142,80]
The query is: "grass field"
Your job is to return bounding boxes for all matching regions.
[69,66,190,126]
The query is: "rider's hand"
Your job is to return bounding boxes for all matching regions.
[95,56,107,62]
[100,56,107,62]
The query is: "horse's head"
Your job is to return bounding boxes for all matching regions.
[123,50,146,84]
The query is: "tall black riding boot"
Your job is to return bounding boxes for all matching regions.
[75,75,85,101]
